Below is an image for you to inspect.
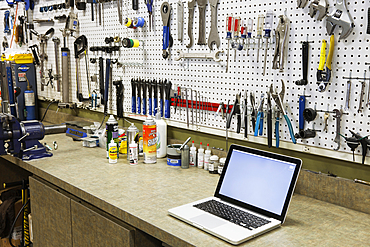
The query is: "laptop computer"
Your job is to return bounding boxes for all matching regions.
[168,144,302,245]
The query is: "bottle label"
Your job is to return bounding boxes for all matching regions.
[109,146,118,161]
[190,153,195,166]
[198,159,204,168]
[143,124,157,163]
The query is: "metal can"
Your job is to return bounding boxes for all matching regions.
[143,116,157,163]
[126,123,139,160]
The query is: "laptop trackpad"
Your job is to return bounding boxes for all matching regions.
[190,214,228,229]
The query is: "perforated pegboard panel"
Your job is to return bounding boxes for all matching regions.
[1,0,370,164]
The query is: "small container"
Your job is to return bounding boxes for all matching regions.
[197,142,204,169]
[143,116,157,163]
[219,157,226,175]
[108,139,118,164]
[209,155,219,174]
[181,145,190,169]
[129,142,138,165]
[204,144,211,171]
[189,141,197,166]
[167,144,182,168]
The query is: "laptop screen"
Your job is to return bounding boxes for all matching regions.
[215,144,301,222]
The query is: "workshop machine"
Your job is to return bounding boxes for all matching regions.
[0,113,66,161]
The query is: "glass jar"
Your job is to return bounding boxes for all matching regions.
[209,155,219,174]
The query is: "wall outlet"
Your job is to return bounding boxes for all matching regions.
[303,146,311,152]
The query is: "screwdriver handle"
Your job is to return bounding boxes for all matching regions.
[149,98,152,115]
[367,8,370,34]
[275,118,280,148]
[299,96,305,130]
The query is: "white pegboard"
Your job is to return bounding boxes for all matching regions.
[1,0,370,164]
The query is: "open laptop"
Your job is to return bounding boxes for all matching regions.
[168,144,302,245]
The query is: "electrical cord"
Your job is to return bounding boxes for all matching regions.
[98,113,107,130]
[8,199,30,247]
[40,101,58,122]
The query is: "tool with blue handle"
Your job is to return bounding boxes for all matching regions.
[131,78,136,113]
[254,93,265,136]
[137,79,141,114]
[145,0,153,31]
[148,80,152,115]
[164,80,172,118]
[267,91,272,147]
[153,80,158,116]
[270,80,297,144]
[4,11,10,33]
[142,80,147,115]
[275,110,280,147]
[161,2,172,59]
[159,80,164,117]
[298,95,306,131]
[104,59,111,114]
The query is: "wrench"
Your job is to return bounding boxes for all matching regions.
[309,0,328,21]
[174,50,223,62]
[177,0,184,42]
[344,72,351,111]
[161,2,173,59]
[186,0,196,48]
[323,111,329,132]
[52,37,61,92]
[333,108,342,151]
[326,0,354,40]
[297,0,308,8]
[197,0,207,45]
[358,78,366,113]
[207,0,220,50]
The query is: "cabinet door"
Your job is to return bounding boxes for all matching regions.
[71,200,134,247]
[29,177,72,247]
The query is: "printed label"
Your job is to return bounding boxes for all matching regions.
[109,146,118,160]
[62,52,68,57]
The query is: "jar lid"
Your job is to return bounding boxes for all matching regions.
[210,155,219,161]
[219,157,226,163]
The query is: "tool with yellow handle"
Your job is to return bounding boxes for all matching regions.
[317,35,334,92]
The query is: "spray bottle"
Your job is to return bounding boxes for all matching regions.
[129,141,138,165]
[143,115,157,163]
[190,141,197,167]
[197,142,204,169]
[155,108,167,158]
[204,143,211,171]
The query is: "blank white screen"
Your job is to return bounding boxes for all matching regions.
[219,150,296,215]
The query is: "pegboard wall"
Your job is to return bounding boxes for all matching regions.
[1,0,370,164]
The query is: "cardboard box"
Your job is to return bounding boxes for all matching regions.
[0,200,24,247]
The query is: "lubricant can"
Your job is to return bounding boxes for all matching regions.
[126,123,139,160]
[106,115,119,158]
[143,116,157,163]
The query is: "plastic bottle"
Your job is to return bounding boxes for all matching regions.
[155,109,167,158]
[197,142,204,169]
[108,139,118,164]
[204,143,211,171]
[129,141,138,165]
[106,115,119,159]
[143,116,157,163]
[190,141,197,167]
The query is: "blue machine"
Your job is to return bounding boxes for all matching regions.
[0,113,52,160]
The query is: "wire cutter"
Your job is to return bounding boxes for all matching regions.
[270,80,297,144]
[145,0,154,31]
[254,93,265,136]
[226,93,241,133]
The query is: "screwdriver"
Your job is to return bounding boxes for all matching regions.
[225,15,233,73]
[233,17,241,61]
[240,20,247,50]
[263,10,273,76]
[246,18,253,55]
[256,14,264,63]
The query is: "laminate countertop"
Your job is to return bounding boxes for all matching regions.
[2,134,370,246]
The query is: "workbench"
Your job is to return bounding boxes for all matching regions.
[2,134,370,246]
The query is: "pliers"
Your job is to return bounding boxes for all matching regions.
[145,0,154,31]
[272,14,289,72]
[226,93,241,133]
[317,35,334,92]
[267,91,272,148]
[241,91,248,138]
[270,80,297,144]
[250,92,256,131]
[254,93,265,136]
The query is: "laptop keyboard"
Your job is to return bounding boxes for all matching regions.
[194,200,271,230]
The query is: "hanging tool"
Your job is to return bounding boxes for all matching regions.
[131,78,136,113]
[196,0,207,45]
[174,86,180,113]
[52,37,61,92]
[333,108,343,151]
[99,57,105,105]
[308,0,328,21]
[74,35,88,102]
[186,0,195,48]
[226,93,241,133]
[298,93,310,131]
[323,111,329,132]
[145,0,154,31]
[116,0,122,24]
[275,109,280,147]
[58,30,71,107]
[262,10,273,76]
[326,0,354,40]
[177,0,183,42]
[137,79,142,114]
[225,99,230,152]
[270,80,297,144]
[225,15,233,72]
[159,80,164,117]
[232,17,241,60]
[317,35,334,92]
[208,0,220,50]
[358,71,366,113]
[185,88,189,128]
[256,15,264,63]
[344,71,352,111]
[347,130,369,164]
[250,91,256,130]
[272,14,289,72]
[240,20,247,50]
[113,80,123,118]
[175,50,223,62]
[266,91,272,147]
[153,79,158,115]
[164,80,172,118]
[254,93,265,136]
[297,0,308,8]
[161,2,173,59]
[246,18,253,55]
[295,36,313,85]
[143,80,147,115]
[365,71,370,108]
[148,80,152,115]
[4,10,10,33]
[132,0,138,10]
[341,134,360,162]
[242,91,248,138]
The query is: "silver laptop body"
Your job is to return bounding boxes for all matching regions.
[168,144,302,245]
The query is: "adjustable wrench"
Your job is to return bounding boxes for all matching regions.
[208,0,220,50]
[297,0,308,8]
[186,0,196,48]
[196,0,207,45]
[358,72,366,113]
[344,72,351,111]
[326,0,354,40]
[177,0,184,42]
[174,50,223,62]
[333,108,342,151]
[309,0,328,21]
